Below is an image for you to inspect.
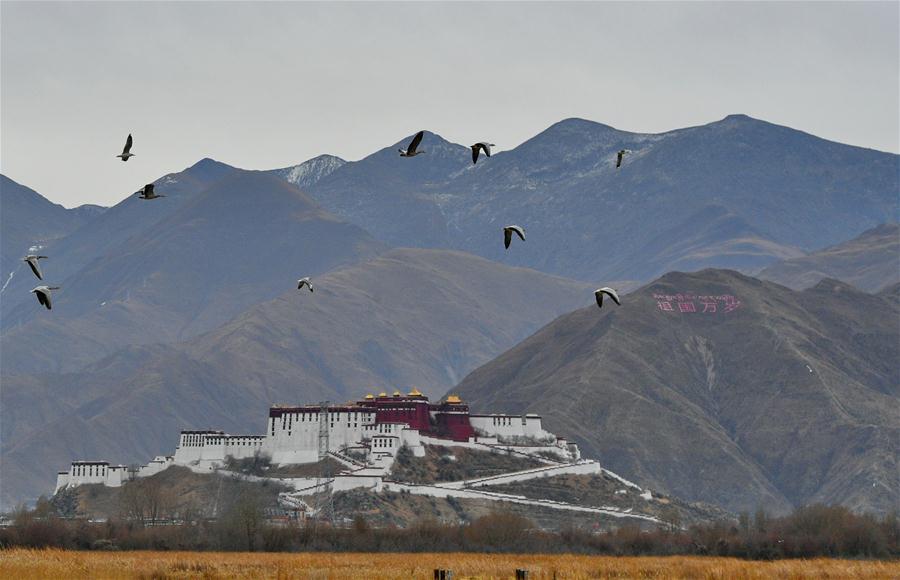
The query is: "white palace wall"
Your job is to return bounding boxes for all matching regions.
[264,409,376,465]
[56,461,127,492]
[469,414,554,442]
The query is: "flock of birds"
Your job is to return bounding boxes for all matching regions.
[24,131,625,311]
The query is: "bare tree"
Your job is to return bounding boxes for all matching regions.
[218,488,267,551]
[118,481,147,523]
[143,477,173,523]
[117,477,174,524]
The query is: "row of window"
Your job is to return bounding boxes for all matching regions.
[281,413,371,432]
[285,423,362,437]
[207,437,262,443]
[72,465,106,477]
[182,433,218,447]
[490,417,519,427]
[372,438,395,448]
[279,411,373,425]
[184,435,261,447]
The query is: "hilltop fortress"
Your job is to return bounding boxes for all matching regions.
[55,390,582,493]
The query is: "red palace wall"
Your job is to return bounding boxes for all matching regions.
[358,395,433,432]
[433,411,475,441]
[272,393,476,443]
[373,402,431,431]
[362,396,477,442]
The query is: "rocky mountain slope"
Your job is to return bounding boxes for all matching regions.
[454,269,899,515]
[1,159,236,323]
[0,175,105,293]
[1,166,385,374]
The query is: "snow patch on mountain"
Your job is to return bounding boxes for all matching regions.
[273,154,347,190]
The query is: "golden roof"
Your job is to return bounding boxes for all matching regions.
[409,387,423,396]
[446,395,462,404]
[378,392,388,397]
[393,390,402,396]
[364,394,374,400]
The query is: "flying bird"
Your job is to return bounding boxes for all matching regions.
[615,149,632,169]
[117,134,135,161]
[22,255,48,280]
[503,225,525,249]
[470,142,495,165]
[297,277,314,292]
[399,131,425,157]
[594,287,621,308]
[31,285,60,310]
[136,184,164,200]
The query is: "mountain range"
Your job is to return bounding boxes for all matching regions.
[1,114,897,512]
[298,115,897,282]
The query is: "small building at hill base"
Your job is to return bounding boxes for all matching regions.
[56,461,128,491]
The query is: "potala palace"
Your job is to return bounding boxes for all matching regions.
[55,390,585,494]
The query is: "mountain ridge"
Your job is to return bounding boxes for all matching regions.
[0,175,108,298]
[759,223,899,292]
[292,114,898,283]
[453,268,899,514]
[0,159,239,320]
[0,167,386,374]
[266,154,347,190]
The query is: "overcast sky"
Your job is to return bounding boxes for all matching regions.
[2,1,898,207]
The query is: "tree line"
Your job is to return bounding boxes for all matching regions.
[1,497,898,559]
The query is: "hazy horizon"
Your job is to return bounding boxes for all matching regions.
[2,1,898,208]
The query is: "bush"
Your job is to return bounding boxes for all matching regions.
[463,512,534,550]
[0,501,897,558]
[224,452,272,477]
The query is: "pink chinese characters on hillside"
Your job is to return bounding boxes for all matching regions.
[654,293,742,314]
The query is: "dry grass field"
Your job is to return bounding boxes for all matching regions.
[1,549,898,579]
